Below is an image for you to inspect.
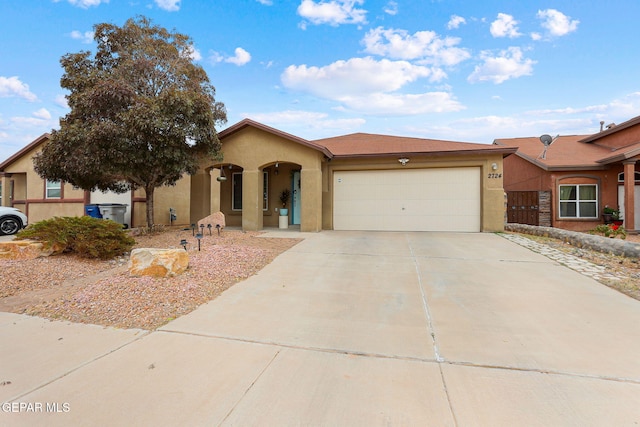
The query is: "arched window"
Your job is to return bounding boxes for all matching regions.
[617,171,640,182]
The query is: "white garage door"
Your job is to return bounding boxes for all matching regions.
[333,168,481,232]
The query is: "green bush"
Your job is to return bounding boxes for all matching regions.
[590,223,627,239]
[16,216,135,259]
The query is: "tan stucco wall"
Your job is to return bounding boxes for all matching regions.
[322,154,507,232]
[198,127,325,232]
[2,144,85,222]
[131,176,192,228]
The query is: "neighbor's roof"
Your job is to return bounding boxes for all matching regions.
[314,132,517,158]
[579,115,640,143]
[492,134,634,170]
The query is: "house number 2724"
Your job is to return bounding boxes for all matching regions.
[487,173,502,178]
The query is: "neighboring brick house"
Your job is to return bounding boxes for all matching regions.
[494,114,640,232]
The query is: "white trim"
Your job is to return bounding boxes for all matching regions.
[558,184,598,219]
[46,179,61,199]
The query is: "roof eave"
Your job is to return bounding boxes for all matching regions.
[597,147,640,164]
[331,146,518,160]
[579,115,640,143]
[515,152,606,171]
[0,133,51,171]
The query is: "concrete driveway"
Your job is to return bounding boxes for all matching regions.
[2,231,640,426]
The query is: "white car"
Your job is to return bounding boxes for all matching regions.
[0,207,28,235]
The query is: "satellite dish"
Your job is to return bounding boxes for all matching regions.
[539,134,553,146]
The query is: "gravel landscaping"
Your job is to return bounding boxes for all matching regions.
[1,228,638,331]
[0,228,300,330]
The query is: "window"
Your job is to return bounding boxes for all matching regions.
[617,172,640,182]
[232,173,242,210]
[231,171,269,211]
[46,180,61,199]
[559,184,597,218]
[263,172,268,211]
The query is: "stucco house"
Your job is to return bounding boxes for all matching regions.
[494,114,640,232]
[1,119,516,232]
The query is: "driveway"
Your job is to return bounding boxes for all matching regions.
[2,231,640,426]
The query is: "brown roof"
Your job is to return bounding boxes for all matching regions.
[314,132,517,158]
[579,115,640,143]
[493,134,623,170]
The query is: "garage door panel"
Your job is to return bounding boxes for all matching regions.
[333,168,480,232]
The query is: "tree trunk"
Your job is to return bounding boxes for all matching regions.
[144,185,155,228]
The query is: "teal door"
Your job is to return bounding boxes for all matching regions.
[292,171,301,225]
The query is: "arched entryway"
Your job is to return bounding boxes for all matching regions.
[263,161,302,228]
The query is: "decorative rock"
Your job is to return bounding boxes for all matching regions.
[128,248,189,278]
[504,223,640,258]
[197,212,225,231]
[0,240,52,260]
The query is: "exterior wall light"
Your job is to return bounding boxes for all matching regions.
[491,163,498,170]
[398,158,409,166]
[216,166,227,182]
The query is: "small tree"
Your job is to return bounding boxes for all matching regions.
[34,16,227,228]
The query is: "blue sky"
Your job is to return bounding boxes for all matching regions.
[1,0,640,162]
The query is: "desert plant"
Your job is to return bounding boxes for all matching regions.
[280,189,291,207]
[16,216,135,259]
[590,223,627,239]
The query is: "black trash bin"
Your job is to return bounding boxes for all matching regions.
[85,204,103,219]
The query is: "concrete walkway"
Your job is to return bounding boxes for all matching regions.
[1,231,640,426]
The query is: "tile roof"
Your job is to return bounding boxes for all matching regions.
[314,132,516,158]
[493,134,632,170]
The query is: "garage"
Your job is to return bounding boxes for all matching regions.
[333,167,481,232]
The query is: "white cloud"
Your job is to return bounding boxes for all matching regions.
[467,47,535,84]
[55,94,69,109]
[537,9,579,37]
[282,57,437,99]
[70,30,94,44]
[447,15,466,30]
[530,32,542,41]
[0,76,38,101]
[155,0,180,11]
[281,57,463,115]
[383,1,398,16]
[210,48,252,66]
[490,13,522,38]
[61,0,108,8]
[33,108,51,120]
[336,92,465,115]
[256,0,273,4]
[243,110,366,131]
[226,48,251,66]
[362,27,470,66]
[297,0,367,27]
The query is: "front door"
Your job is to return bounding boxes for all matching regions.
[292,171,301,225]
[617,185,640,228]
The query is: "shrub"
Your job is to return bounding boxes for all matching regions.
[590,223,627,239]
[16,216,135,259]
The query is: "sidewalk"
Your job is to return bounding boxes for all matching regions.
[2,231,640,426]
